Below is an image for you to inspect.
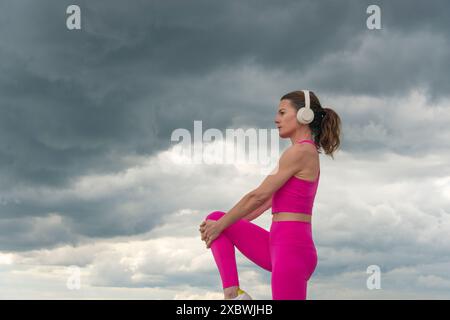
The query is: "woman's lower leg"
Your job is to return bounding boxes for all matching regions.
[223,285,239,299]
[204,210,272,298]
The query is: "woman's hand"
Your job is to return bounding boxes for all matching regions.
[199,219,224,249]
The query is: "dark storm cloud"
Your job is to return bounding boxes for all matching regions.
[1,0,449,249]
[1,0,449,187]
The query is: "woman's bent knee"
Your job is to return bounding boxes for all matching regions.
[205,210,225,221]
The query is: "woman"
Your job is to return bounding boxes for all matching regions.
[199,90,341,300]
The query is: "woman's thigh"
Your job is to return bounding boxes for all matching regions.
[206,211,272,272]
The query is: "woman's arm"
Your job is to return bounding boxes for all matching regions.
[241,196,272,221]
[214,146,305,232]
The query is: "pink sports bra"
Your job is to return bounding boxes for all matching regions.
[271,139,320,215]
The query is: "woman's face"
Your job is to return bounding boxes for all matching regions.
[274,99,298,138]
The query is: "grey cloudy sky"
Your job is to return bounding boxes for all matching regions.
[1,0,450,299]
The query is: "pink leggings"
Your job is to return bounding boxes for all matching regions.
[205,211,318,300]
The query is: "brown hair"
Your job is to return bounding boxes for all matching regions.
[280,90,341,159]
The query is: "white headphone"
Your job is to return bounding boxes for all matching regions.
[296,90,315,125]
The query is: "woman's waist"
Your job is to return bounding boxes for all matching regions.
[270,215,315,246]
[272,212,312,223]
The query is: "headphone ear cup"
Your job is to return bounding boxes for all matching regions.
[297,108,305,124]
[297,107,314,124]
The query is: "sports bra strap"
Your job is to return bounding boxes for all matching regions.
[297,139,316,145]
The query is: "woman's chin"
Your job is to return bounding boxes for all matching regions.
[278,131,287,138]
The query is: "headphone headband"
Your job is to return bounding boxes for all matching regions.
[302,90,310,110]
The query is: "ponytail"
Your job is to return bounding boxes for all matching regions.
[317,107,341,159]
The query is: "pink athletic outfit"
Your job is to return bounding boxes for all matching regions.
[205,139,319,300]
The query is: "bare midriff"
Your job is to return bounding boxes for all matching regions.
[272,212,312,223]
